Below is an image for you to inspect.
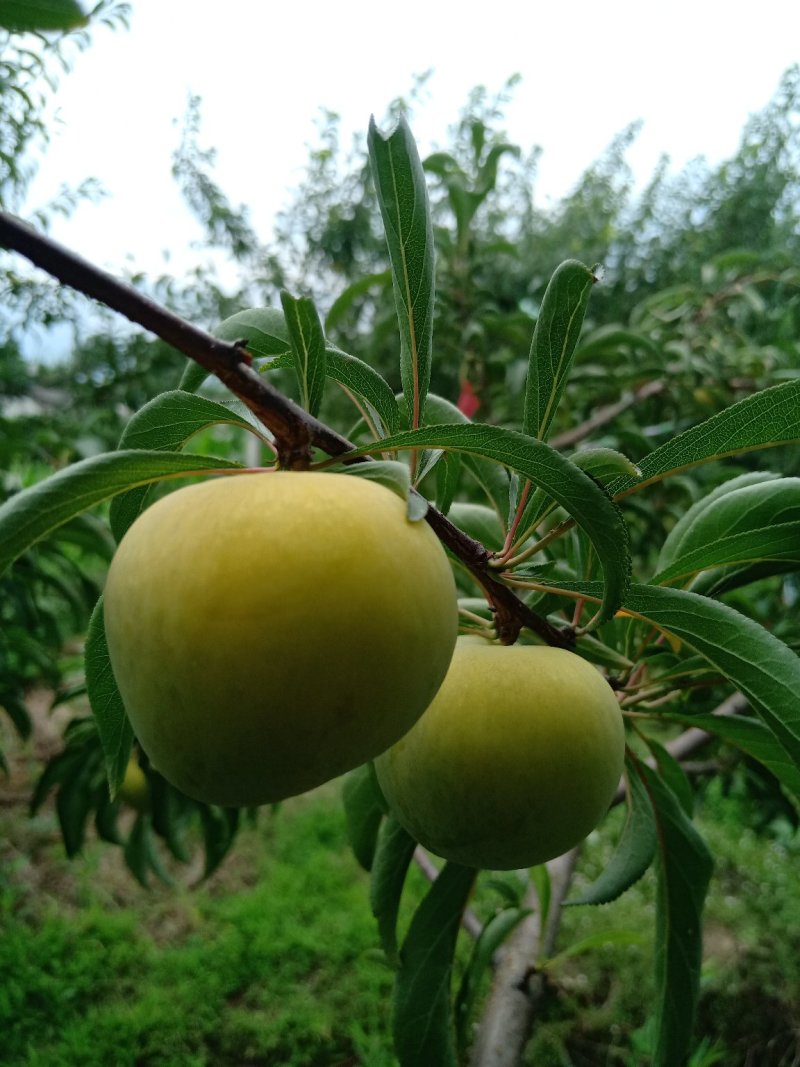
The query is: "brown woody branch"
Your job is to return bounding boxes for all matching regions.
[0,210,571,648]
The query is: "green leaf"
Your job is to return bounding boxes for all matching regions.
[653,476,800,593]
[652,522,800,589]
[571,447,642,486]
[423,394,510,523]
[523,259,596,441]
[85,597,133,798]
[325,460,412,506]
[0,0,87,31]
[657,711,800,803]
[199,805,240,879]
[434,452,462,517]
[657,471,779,572]
[646,739,694,816]
[624,584,800,767]
[324,345,400,434]
[342,763,385,872]
[455,907,530,1058]
[0,449,242,576]
[325,270,392,333]
[568,758,657,905]
[342,423,630,625]
[609,380,800,499]
[215,307,291,355]
[109,390,258,542]
[446,503,505,552]
[123,813,151,887]
[551,581,800,767]
[216,307,400,434]
[280,291,327,417]
[370,815,417,965]
[177,360,210,393]
[635,760,713,1067]
[393,861,477,1067]
[369,116,435,429]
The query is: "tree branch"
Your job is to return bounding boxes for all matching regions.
[550,379,665,451]
[0,210,572,648]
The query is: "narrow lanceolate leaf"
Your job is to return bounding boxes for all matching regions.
[217,306,400,434]
[635,760,713,1067]
[651,522,800,588]
[342,763,386,872]
[85,597,132,797]
[178,359,209,394]
[657,711,800,802]
[369,116,435,429]
[423,393,510,523]
[325,269,392,333]
[324,345,400,434]
[110,390,259,541]
[0,450,242,576]
[343,423,630,625]
[325,461,412,507]
[609,379,800,499]
[523,259,596,440]
[0,0,88,31]
[552,581,800,767]
[116,390,258,451]
[393,862,477,1067]
[568,757,657,906]
[280,290,327,417]
[455,907,531,1058]
[571,447,642,487]
[370,816,417,965]
[656,471,779,572]
[624,584,800,767]
[215,306,291,355]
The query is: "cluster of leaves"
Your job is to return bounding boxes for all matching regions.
[31,716,242,886]
[2,107,800,1067]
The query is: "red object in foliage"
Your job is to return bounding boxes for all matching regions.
[457,380,481,419]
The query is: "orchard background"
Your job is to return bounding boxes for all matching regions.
[2,4,800,1066]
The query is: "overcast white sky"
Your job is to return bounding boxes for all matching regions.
[24,0,800,286]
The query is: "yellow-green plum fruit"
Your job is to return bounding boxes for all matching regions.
[104,472,458,807]
[375,638,625,869]
[117,756,150,813]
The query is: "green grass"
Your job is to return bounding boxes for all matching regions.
[2,775,799,1066]
[1,789,415,1067]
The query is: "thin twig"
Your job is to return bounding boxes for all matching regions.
[549,379,665,451]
